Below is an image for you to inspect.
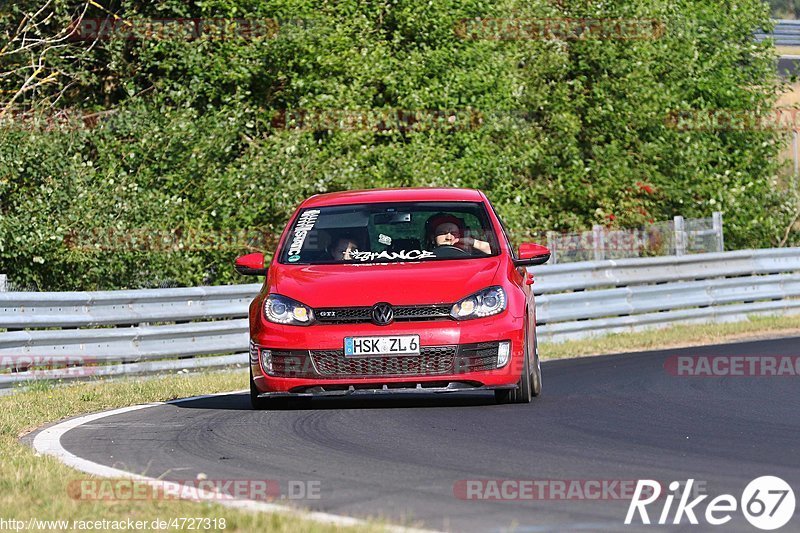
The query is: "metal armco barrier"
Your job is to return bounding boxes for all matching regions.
[0,285,258,328]
[756,20,800,47]
[1,248,799,388]
[532,248,800,340]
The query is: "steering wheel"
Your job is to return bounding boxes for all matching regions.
[434,245,470,258]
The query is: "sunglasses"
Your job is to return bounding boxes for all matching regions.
[435,228,461,237]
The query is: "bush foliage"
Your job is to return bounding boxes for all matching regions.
[0,0,797,289]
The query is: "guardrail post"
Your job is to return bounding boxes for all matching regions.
[793,131,799,188]
[547,231,558,264]
[712,211,724,252]
[592,225,605,261]
[634,228,645,257]
[674,215,686,256]
[0,274,6,292]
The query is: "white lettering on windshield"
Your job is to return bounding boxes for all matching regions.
[288,209,320,255]
[349,249,435,262]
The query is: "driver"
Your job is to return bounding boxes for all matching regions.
[330,236,360,260]
[425,214,491,255]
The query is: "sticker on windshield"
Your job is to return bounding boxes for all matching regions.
[287,209,320,256]
[288,254,300,263]
[350,250,435,262]
[378,233,392,246]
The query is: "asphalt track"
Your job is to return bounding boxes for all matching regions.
[43,337,800,532]
[779,57,800,77]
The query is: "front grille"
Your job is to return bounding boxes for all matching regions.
[312,346,456,377]
[316,307,371,322]
[394,305,452,320]
[263,342,503,379]
[315,304,452,324]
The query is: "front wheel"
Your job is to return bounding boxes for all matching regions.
[250,368,288,410]
[495,337,533,404]
[531,336,542,397]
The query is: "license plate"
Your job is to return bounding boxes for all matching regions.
[344,335,420,357]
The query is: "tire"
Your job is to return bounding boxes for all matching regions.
[495,330,533,404]
[531,336,542,397]
[250,368,289,410]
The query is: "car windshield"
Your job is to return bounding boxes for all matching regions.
[280,201,500,264]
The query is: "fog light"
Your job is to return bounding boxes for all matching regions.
[496,341,511,368]
[260,349,273,375]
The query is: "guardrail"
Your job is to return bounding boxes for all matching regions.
[2,247,799,388]
[756,19,800,47]
[0,285,257,328]
[533,248,800,340]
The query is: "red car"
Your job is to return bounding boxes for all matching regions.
[235,188,551,408]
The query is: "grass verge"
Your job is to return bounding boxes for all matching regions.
[0,370,383,532]
[776,45,800,57]
[539,313,800,360]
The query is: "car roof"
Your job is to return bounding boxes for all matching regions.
[299,188,485,208]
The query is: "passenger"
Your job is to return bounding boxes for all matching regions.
[331,236,360,260]
[425,214,491,255]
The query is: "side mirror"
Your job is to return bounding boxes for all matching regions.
[235,253,268,276]
[513,243,551,267]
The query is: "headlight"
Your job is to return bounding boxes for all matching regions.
[264,294,314,326]
[451,286,506,320]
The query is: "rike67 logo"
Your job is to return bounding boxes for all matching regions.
[626,477,796,530]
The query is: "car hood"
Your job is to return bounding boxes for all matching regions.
[271,257,503,307]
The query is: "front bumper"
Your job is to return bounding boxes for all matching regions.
[250,312,526,394]
[254,382,517,398]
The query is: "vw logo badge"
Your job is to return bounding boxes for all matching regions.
[372,302,394,325]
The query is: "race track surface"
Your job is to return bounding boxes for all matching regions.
[52,337,800,532]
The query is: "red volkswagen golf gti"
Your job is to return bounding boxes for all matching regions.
[235,188,550,408]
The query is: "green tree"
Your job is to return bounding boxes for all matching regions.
[0,0,796,290]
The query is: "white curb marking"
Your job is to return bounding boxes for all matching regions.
[32,391,437,533]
